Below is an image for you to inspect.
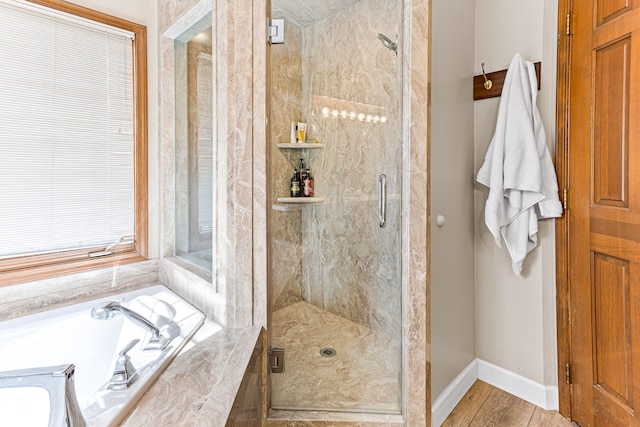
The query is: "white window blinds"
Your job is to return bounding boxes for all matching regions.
[197,53,213,234]
[0,1,136,258]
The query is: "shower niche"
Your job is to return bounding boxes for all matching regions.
[275,143,326,204]
[268,0,403,416]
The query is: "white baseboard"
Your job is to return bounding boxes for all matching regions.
[431,359,559,427]
[432,360,478,427]
[477,359,559,411]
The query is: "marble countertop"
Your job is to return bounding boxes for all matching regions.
[120,321,262,426]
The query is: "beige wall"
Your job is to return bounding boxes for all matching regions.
[430,0,476,401]
[474,0,558,386]
[73,0,160,260]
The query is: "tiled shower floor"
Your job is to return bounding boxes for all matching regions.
[270,301,401,414]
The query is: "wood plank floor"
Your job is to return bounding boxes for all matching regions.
[442,381,575,427]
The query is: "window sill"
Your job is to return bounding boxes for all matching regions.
[0,252,146,287]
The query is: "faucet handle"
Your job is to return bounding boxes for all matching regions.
[119,339,139,357]
[109,339,139,390]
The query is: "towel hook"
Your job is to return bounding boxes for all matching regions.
[481,63,492,90]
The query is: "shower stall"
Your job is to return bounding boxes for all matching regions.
[268,0,403,415]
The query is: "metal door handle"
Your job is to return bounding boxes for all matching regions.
[378,174,386,228]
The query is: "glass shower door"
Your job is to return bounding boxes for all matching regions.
[269,0,402,414]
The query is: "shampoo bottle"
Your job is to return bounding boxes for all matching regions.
[290,169,301,197]
[303,168,314,197]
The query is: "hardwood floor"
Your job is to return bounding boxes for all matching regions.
[442,381,575,427]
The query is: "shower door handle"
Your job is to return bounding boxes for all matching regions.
[378,174,387,228]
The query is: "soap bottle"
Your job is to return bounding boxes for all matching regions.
[290,169,301,197]
[303,168,314,197]
[290,122,297,144]
[298,159,305,180]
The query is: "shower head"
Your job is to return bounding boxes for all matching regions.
[91,301,120,320]
[377,33,397,53]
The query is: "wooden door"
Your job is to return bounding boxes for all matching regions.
[567,1,640,426]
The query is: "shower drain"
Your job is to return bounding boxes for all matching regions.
[320,347,337,357]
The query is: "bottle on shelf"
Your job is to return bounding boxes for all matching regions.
[290,168,301,197]
[303,168,314,197]
[290,122,297,144]
[298,159,305,183]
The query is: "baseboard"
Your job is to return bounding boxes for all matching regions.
[432,360,478,427]
[477,359,559,410]
[431,358,559,426]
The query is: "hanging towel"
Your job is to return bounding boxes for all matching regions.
[476,54,563,275]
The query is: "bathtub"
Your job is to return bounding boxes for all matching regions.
[0,285,205,427]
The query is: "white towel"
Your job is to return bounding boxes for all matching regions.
[477,54,563,275]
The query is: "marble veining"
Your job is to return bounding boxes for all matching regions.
[121,323,263,426]
[403,0,431,424]
[270,0,402,339]
[155,0,430,423]
[271,301,401,413]
[273,0,365,28]
[270,21,304,312]
[0,261,158,322]
[159,0,264,328]
[267,0,432,422]
[300,0,402,338]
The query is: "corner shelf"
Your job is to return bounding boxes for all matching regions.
[276,197,326,204]
[276,143,325,149]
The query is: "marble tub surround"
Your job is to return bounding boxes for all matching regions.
[159,0,268,329]
[159,257,225,323]
[0,260,159,322]
[121,323,263,426]
[271,301,401,414]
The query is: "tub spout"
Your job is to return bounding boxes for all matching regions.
[91,301,170,351]
[0,364,87,427]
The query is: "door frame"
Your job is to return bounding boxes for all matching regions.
[555,0,572,419]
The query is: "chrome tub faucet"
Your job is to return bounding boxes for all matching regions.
[91,301,170,351]
[108,339,139,390]
[0,364,86,427]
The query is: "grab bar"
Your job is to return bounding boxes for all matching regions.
[378,174,387,228]
[0,364,87,427]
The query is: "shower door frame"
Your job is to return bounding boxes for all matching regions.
[263,0,431,424]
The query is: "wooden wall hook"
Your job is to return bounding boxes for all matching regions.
[473,62,541,100]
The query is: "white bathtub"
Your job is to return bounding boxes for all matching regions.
[0,285,205,427]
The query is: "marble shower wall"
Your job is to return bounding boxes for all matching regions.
[270,21,304,312]
[159,0,268,327]
[300,0,402,337]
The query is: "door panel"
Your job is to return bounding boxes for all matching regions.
[593,38,629,207]
[596,0,631,26]
[592,253,632,407]
[569,1,640,426]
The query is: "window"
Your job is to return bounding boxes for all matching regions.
[0,0,147,285]
[174,22,214,273]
